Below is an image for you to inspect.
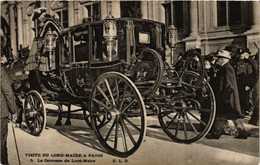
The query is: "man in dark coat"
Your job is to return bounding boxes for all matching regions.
[233,48,256,115]
[207,50,249,139]
[1,64,18,164]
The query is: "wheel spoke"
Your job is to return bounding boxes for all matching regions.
[114,117,119,150]
[184,112,198,135]
[36,114,42,127]
[97,85,112,106]
[92,98,110,110]
[183,118,187,140]
[120,117,136,145]
[115,78,120,107]
[121,99,137,113]
[32,118,38,133]
[165,113,179,129]
[104,118,116,141]
[28,95,35,109]
[121,114,141,132]
[119,118,128,152]
[175,120,180,137]
[187,111,206,126]
[104,79,116,106]
[119,85,128,111]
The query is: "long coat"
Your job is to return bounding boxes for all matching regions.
[1,64,18,118]
[212,62,244,119]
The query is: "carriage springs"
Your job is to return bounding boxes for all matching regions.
[25,153,102,163]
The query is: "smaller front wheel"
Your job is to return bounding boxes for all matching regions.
[24,90,46,136]
[90,72,146,157]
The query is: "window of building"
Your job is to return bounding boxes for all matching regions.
[52,2,68,28]
[120,1,141,18]
[56,9,68,28]
[163,2,190,37]
[217,1,242,27]
[82,2,101,22]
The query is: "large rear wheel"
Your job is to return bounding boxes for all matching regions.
[90,72,146,157]
[158,71,215,143]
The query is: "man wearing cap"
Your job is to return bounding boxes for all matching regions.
[207,50,249,139]
[234,48,256,115]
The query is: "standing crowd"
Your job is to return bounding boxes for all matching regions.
[204,46,259,139]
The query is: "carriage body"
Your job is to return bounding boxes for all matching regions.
[53,18,165,98]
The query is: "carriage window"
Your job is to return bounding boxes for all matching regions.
[73,31,89,62]
[139,32,150,44]
[92,27,104,61]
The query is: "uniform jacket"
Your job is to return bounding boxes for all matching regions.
[234,58,258,110]
[212,62,244,119]
[235,59,256,89]
[1,64,18,118]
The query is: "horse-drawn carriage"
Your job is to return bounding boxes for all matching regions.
[14,11,216,157]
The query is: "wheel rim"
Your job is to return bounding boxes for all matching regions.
[24,90,46,136]
[90,72,146,157]
[158,71,215,143]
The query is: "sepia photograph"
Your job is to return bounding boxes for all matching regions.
[0,1,259,165]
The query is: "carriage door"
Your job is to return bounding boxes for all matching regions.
[69,30,90,95]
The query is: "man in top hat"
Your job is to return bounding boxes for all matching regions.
[207,50,249,139]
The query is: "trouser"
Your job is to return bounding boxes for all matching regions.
[1,117,9,165]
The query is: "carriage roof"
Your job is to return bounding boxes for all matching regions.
[60,18,165,36]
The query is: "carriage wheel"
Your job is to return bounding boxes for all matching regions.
[158,71,215,143]
[132,48,164,96]
[24,90,46,136]
[90,72,146,157]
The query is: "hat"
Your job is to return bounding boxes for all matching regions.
[216,50,231,59]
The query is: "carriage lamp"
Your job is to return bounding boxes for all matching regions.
[45,29,57,70]
[168,24,178,65]
[103,15,117,61]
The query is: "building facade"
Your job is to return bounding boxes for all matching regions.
[1,1,259,58]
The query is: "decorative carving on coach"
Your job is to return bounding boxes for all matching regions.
[126,20,136,64]
[155,24,163,50]
[103,15,118,61]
